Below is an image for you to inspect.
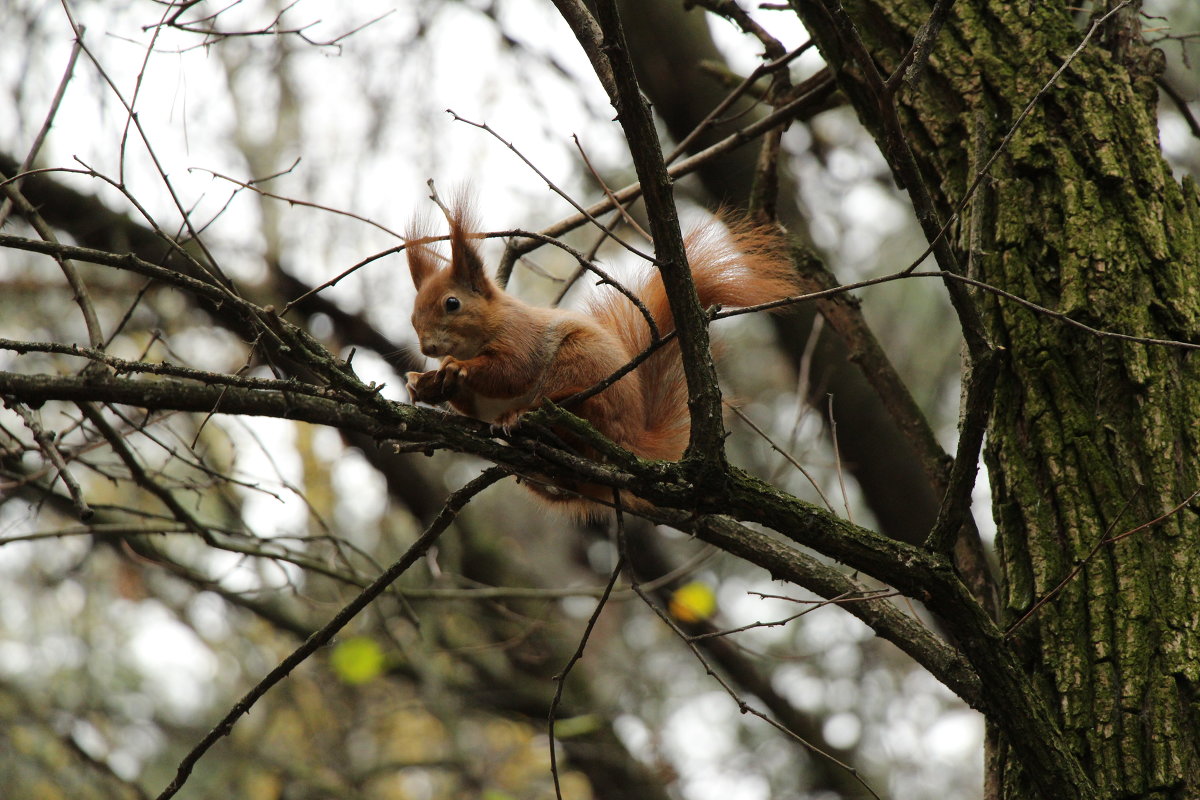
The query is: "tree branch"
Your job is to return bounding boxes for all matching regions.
[153,466,510,800]
[788,0,992,361]
[574,0,729,469]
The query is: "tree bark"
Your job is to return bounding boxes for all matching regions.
[796,1,1200,795]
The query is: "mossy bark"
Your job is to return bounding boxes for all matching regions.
[807,1,1200,797]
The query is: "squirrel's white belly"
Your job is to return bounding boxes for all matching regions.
[472,388,541,423]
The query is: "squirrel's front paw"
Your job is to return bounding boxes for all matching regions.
[406,369,450,404]
[441,359,468,383]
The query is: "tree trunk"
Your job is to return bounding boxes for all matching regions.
[801,1,1200,795]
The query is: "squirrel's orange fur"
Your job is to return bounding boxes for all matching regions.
[405,205,798,516]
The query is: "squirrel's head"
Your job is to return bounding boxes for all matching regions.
[406,211,498,360]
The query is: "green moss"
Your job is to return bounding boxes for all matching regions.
[816,1,1200,794]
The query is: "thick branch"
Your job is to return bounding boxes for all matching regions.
[650,510,982,706]
[716,469,1098,800]
[0,367,1081,798]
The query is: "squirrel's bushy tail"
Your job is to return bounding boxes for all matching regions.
[588,216,800,461]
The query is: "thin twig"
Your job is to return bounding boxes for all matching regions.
[771,313,823,485]
[710,267,1200,351]
[153,467,508,800]
[826,394,853,523]
[447,110,660,266]
[495,63,835,285]
[783,248,962,561]
[4,400,93,520]
[79,403,219,544]
[885,0,956,93]
[665,42,813,163]
[118,2,168,185]
[626,547,882,799]
[801,0,991,359]
[150,0,392,52]
[689,588,899,641]
[0,28,84,229]
[727,403,834,512]
[548,490,626,800]
[550,209,628,306]
[1157,75,1200,139]
[193,165,405,239]
[58,3,236,292]
[0,170,105,349]
[0,232,284,349]
[572,134,652,243]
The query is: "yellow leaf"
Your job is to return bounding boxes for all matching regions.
[553,713,602,738]
[330,636,386,684]
[669,581,717,623]
[482,791,519,800]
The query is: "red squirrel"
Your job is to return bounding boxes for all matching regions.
[405,206,799,514]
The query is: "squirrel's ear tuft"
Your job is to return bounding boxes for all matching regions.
[405,215,440,290]
[448,200,494,297]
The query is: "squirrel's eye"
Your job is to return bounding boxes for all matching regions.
[444,296,461,312]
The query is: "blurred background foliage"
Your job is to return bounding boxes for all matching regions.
[0,1,1197,798]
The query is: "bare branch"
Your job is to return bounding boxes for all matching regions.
[0,27,84,229]
[153,466,509,800]
[3,399,93,520]
[589,0,727,466]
